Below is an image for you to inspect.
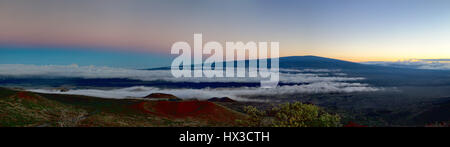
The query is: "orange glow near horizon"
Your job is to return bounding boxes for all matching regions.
[1,1,450,64]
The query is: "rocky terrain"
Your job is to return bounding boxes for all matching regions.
[0,87,245,127]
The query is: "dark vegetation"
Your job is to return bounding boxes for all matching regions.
[238,102,341,127]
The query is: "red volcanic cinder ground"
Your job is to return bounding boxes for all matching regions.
[344,121,368,127]
[15,92,40,101]
[131,100,242,123]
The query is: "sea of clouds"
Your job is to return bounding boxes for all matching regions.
[0,64,365,83]
[0,64,380,100]
[28,83,379,101]
[363,59,450,70]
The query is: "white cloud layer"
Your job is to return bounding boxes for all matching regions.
[0,64,380,100]
[0,64,364,83]
[363,59,450,70]
[28,83,380,101]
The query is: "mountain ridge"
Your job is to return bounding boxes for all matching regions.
[147,55,450,87]
[147,55,379,70]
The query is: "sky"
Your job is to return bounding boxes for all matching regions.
[1,0,450,68]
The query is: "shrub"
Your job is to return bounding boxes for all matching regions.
[239,102,341,127]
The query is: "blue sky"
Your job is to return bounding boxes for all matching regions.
[0,44,172,69]
[1,0,450,68]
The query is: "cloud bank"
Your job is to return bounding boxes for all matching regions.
[0,64,364,83]
[0,64,380,99]
[363,59,450,70]
[28,83,380,101]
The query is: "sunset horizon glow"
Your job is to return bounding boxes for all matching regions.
[1,0,450,68]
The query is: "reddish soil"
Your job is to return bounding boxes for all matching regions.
[130,100,242,123]
[130,101,152,113]
[344,121,368,127]
[15,92,39,101]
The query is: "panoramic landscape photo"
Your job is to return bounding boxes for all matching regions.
[1,0,450,127]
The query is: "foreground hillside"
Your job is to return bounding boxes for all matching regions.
[0,87,345,127]
[0,87,245,127]
[1,86,447,127]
